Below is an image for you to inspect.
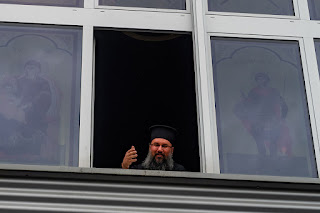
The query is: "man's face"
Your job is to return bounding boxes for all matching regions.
[149,138,174,163]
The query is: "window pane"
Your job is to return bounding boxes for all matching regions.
[99,0,186,10]
[211,37,317,178]
[315,40,320,74]
[208,0,294,16]
[0,24,82,166]
[0,0,83,7]
[309,0,320,20]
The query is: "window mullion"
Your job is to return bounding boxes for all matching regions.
[79,25,94,168]
[84,0,95,9]
[303,37,320,177]
[297,0,311,20]
[191,0,219,174]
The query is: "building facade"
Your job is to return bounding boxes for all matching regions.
[0,0,320,212]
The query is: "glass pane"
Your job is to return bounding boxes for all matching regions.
[99,0,186,10]
[208,0,294,16]
[0,0,83,7]
[0,24,82,166]
[211,37,317,178]
[315,40,320,74]
[309,0,320,20]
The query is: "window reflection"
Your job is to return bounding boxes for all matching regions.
[208,0,294,16]
[211,38,317,178]
[99,0,186,10]
[0,0,83,7]
[0,24,82,166]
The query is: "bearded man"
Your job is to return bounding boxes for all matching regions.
[121,125,185,171]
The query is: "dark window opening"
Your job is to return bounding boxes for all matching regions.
[93,29,200,172]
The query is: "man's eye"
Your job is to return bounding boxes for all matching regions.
[162,145,168,148]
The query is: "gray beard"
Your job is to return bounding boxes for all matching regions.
[141,151,174,171]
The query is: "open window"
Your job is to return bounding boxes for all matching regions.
[93,29,200,172]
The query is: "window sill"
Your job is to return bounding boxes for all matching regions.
[0,163,320,191]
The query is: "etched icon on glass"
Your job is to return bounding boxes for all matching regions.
[211,37,317,178]
[0,24,82,166]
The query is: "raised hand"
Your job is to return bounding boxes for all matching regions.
[121,146,138,169]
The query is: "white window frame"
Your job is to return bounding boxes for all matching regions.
[201,0,320,177]
[0,1,194,169]
[0,0,320,182]
[206,33,320,176]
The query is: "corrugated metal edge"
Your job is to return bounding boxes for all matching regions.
[0,169,319,212]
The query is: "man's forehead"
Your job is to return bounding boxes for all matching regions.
[151,138,172,145]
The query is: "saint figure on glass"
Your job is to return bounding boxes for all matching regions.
[234,72,292,156]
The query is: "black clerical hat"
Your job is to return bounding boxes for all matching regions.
[149,125,177,145]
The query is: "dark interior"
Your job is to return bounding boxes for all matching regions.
[93,29,200,172]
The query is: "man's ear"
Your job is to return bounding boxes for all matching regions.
[171,147,174,153]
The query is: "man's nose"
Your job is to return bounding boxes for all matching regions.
[157,146,163,152]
